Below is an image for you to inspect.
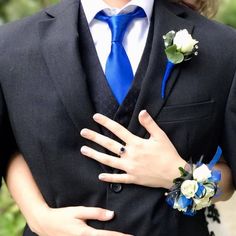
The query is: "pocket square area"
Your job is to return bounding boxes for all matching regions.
[157,100,215,123]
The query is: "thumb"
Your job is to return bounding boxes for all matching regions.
[138,110,163,138]
[74,206,114,221]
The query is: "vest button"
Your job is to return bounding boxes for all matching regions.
[110,183,123,193]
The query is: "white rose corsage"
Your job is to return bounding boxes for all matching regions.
[165,147,222,216]
[161,29,199,98]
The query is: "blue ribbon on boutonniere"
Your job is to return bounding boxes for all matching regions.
[161,61,175,99]
[161,29,199,99]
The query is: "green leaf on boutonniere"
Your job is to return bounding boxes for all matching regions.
[165,45,184,64]
[163,30,175,48]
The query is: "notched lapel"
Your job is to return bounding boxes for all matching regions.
[38,0,99,134]
[38,0,111,172]
[128,0,194,137]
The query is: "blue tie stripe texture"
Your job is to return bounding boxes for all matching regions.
[95,7,146,104]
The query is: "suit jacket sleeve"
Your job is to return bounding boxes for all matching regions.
[221,68,236,188]
[0,85,18,188]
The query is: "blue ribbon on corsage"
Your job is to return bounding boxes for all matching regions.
[165,146,222,216]
[161,29,199,99]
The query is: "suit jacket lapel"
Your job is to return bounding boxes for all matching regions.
[128,0,194,137]
[38,0,115,172]
[38,0,99,134]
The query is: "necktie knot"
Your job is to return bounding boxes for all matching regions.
[95,7,146,43]
[94,7,146,104]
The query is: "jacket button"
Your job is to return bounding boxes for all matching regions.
[110,183,123,193]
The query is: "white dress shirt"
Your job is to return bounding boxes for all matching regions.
[80,0,154,75]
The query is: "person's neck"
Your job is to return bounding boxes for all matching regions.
[103,0,130,8]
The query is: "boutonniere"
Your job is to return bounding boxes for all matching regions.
[161,29,199,99]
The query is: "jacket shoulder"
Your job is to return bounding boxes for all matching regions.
[181,4,236,43]
[173,3,236,58]
[0,11,45,45]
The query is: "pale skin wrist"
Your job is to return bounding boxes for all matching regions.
[164,156,187,189]
[27,202,51,234]
[5,153,51,234]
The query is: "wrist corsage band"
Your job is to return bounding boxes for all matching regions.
[165,147,222,216]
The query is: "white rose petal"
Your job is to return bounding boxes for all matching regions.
[173,200,180,209]
[181,180,199,199]
[173,199,187,212]
[173,29,198,53]
[194,197,212,210]
[205,185,216,198]
[193,164,212,182]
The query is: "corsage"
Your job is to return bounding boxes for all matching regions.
[165,147,222,216]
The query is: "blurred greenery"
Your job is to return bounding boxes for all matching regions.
[0,0,235,235]
[0,182,25,236]
[0,0,58,233]
[216,0,236,28]
[0,0,58,23]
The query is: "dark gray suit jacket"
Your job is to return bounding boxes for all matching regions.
[0,0,236,235]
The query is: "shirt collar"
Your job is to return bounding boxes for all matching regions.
[81,0,154,25]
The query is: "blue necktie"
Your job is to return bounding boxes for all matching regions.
[95,8,146,104]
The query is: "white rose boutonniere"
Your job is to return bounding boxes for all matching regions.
[173,29,199,54]
[161,29,199,98]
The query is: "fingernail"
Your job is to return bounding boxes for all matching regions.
[93,113,101,121]
[81,146,89,154]
[140,110,148,117]
[106,210,114,218]
[80,129,88,136]
[98,174,106,180]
